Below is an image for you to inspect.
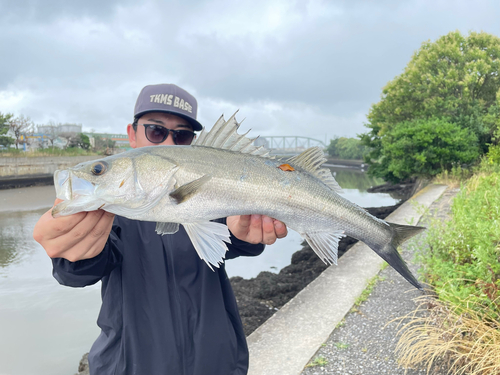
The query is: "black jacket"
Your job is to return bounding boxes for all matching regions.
[52,216,265,375]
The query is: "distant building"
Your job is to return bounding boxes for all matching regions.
[38,124,82,134]
[84,132,130,148]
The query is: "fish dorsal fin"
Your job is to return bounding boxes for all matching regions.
[287,147,344,193]
[193,112,271,157]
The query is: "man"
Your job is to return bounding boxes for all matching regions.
[33,84,287,375]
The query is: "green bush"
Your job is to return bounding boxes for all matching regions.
[419,172,500,318]
[375,118,480,182]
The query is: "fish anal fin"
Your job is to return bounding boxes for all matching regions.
[301,230,345,265]
[156,222,180,235]
[169,175,212,204]
[182,222,231,270]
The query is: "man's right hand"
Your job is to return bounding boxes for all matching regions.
[33,199,115,262]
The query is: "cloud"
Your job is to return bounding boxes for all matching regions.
[1,0,500,138]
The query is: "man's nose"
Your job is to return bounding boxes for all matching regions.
[163,132,176,145]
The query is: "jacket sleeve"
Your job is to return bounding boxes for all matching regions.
[51,224,123,288]
[214,217,266,259]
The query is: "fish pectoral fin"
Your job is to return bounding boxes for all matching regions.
[182,221,231,270]
[169,175,212,204]
[301,230,345,265]
[156,222,180,235]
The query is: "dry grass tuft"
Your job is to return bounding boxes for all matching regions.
[395,294,500,375]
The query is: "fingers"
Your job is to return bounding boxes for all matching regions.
[261,216,277,245]
[68,210,115,261]
[49,210,115,261]
[226,214,288,245]
[33,199,115,262]
[273,219,288,239]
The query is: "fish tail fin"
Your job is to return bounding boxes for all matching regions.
[377,223,426,290]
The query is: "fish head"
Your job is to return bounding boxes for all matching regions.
[52,149,179,217]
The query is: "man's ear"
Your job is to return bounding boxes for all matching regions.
[127,124,137,148]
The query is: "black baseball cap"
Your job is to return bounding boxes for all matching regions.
[134,84,202,131]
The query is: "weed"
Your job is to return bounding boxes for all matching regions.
[395,295,500,375]
[334,342,349,349]
[306,355,328,367]
[354,274,383,307]
[417,171,500,318]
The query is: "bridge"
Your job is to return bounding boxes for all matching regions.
[254,136,327,156]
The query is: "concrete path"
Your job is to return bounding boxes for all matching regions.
[247,184,449,375]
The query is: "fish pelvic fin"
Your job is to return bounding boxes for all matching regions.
[182,221,231,270]
[287,148,343,194]
[302,230,345,265]
[377,222,426,290]
[156,222,180,235]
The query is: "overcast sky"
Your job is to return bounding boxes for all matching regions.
[1,0,500,143]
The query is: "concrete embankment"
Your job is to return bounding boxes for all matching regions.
[0,156,101,189]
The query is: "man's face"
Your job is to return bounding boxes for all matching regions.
[127,112,194,148]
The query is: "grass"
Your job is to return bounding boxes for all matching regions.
[350,274,384,313]
[416,171,500,317]
[395,295,500,375]
[433,164,473,188]
[334,342,349,349]
[395,162,500,374]
[0,147,100,157]
[306,355,328,367]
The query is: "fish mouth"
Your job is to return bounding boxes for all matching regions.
[54,169,96,200]
[52,169,103,217]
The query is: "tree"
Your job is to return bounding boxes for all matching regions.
[0,112,14,148]
[40,121,60,148]
[327,137,370,160]
[361,31,500,181]
[93,135,116,152]
[68,133,90,150]
[8,115,34,149]
[374,118,480,182]
[58,132,78,149]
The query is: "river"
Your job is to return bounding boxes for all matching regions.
[0,166,398,375]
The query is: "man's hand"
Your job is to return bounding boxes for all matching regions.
[227,215,288,245]
[33,199,115,262]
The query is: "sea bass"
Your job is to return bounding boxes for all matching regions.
[52,114,424,289]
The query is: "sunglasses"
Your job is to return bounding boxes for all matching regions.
[140,124,196,145]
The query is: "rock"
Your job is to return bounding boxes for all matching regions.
[75,353,89,375]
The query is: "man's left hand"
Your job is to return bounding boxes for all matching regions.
[227,215,288,245]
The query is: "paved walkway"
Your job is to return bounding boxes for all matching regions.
[247,184,455,375]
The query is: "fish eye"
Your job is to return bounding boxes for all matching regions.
[91,161,108,176]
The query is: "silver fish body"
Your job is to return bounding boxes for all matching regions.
[53,114,424,288]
